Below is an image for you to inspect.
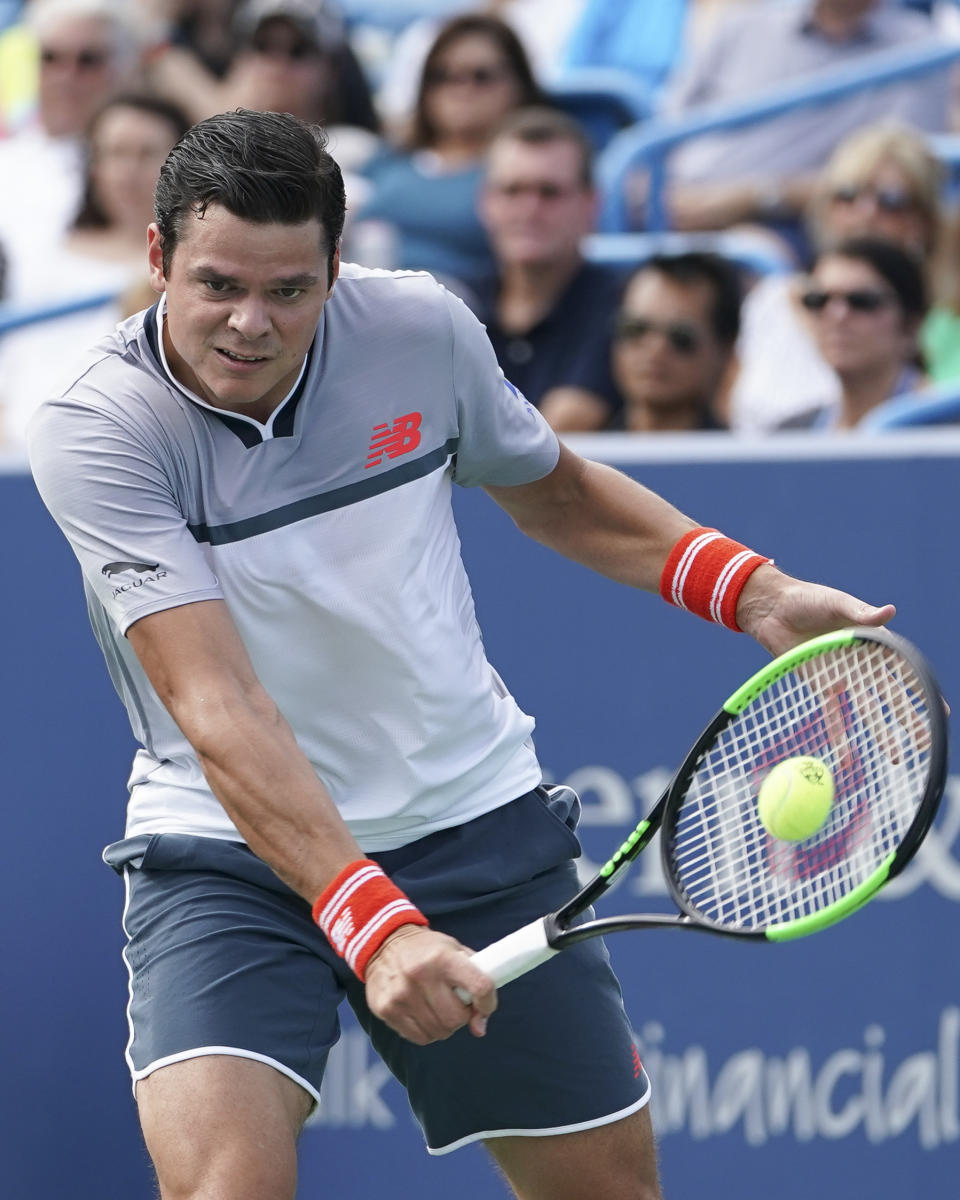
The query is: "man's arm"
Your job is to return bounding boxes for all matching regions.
[486,444,895,656]
[537,386,615,433]
[127,598,496,1042]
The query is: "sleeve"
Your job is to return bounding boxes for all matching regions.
[440,287,561,488]
[28,397,224,636]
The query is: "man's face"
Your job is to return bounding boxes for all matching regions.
[37,16,123,138]
[480,138,595,267]
[801,253,911,378]
[148,204,338,423]
[612,271,729,425]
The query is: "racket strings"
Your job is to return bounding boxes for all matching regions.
[668,642,933,930]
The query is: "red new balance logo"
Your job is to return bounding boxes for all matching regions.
[366,412,422,468]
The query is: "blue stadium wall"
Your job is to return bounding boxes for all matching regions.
[3,433,958,1200]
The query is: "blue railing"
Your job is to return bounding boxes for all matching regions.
[597,39,960,232]
[0,290,118,335]
[861,382,960,429]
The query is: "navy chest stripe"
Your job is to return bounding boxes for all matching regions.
[188,437,459,546]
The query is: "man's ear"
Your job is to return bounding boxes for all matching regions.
[147,223,166,293]
[327,244,341,298]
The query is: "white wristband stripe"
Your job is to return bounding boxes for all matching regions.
[344,898,422,971]
[671,530,722,608]
[317,864,382,929]
[710,550,756,624]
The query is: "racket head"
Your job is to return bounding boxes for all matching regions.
[660,627,948,941]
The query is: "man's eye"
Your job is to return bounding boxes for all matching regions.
[204,280,232,293]
[275,287,304,300]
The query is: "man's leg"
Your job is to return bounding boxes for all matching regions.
[486,1108,662,1200]
[136,1055,313,1200]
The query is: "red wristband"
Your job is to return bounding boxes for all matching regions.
[312,860,428,981]
[660,527,772,631]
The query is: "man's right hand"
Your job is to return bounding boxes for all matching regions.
[364,925,497,1044]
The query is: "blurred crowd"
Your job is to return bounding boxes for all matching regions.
[2,0,960,451]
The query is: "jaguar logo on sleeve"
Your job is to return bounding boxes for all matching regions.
[101,560,167,598]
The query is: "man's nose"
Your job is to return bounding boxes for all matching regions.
[227,296,271,339]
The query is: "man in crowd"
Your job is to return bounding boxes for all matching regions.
[612,251,740,432]
[663,0,950,240]
[473,105,624,431]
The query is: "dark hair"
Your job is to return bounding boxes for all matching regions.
[813,235,929,323]
[154,108,346,282]
[491,105,594,187]
[627,252,744,345]
[410,14,543,150]
[73,94,192,231]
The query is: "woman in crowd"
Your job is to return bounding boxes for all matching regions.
[729,120,944,433]
[0,92,190,452]
[348,13,543,282]
[779,236,928,430]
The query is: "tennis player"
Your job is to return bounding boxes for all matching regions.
[28,109,894,1200]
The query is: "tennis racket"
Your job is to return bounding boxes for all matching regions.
[459,626,947,997]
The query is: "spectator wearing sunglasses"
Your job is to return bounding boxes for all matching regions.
[146,1,381,172]
[780,236,928,430]
[348,15,543,282]
[611,252,741,433]
[729,120,945,433]
[0,0,141,305]
[470,106,624,432]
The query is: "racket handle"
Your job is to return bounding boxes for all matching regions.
[454,917,558,1003]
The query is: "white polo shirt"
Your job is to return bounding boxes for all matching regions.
[28,265,560,850]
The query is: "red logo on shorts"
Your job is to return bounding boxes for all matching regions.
[366,413,422,468]
[631,1044,644,1080]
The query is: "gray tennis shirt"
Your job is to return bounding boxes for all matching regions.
[29,264,560,850]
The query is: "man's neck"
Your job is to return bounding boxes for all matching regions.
[838,361,907,428]
[811,2,872,43]
[496,253,582,335]
[626,398,712,433]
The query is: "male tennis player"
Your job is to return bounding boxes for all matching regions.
[28,109,894,1200]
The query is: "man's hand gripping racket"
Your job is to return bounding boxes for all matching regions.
[457,627,948,1000]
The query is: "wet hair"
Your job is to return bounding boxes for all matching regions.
[811,235,929,324]
[154,108,346,282]
[490,105,594,188]
[73,93,192,231]
[626,252,743,346]
[410,14,543,150]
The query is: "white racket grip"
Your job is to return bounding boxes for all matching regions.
[455,917,558,1003]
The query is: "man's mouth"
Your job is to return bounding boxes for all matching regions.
[217,348,269,363]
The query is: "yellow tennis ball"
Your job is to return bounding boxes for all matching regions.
[757,756,834,842]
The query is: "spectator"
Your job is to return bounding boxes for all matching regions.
[661,0,950,247]
[611,252,740,432]
[349,14,543,281]
[374,1,587,139]
[730,120,944,432]
[0,92,190,452]
[0,0,143,303]
[472,106,623,431]
[780,235,928,430]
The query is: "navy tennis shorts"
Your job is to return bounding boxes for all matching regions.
[103,787,650,1153]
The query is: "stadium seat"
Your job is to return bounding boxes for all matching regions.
[548,68,652,153]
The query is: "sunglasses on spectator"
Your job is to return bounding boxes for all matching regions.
[251,35,319,59]
[491,181,581,201]
[615,316,702,355]
[800,289,896,314]
[425,65,510,88]
[40,46,111,71]
[829,184,917,214]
